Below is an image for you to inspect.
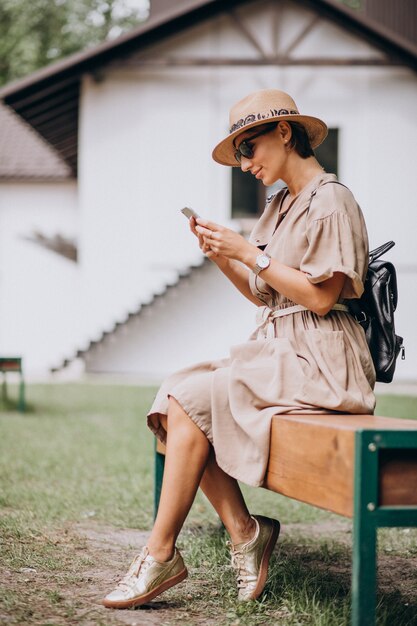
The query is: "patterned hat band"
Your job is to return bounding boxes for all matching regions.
[212,89,328,166]
[230,108,299,134]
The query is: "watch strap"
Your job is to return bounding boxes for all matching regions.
[253,253,271,275]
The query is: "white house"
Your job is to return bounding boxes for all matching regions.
[1,0,416,382]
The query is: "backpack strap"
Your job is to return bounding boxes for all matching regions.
[369,241,395,261]
[307,180,348,213]
[306,182,396,261]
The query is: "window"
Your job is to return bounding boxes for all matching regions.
[315,128,339,177]
[231,167,263,218]
[230,128,339,218]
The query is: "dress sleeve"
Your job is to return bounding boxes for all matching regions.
[300,210,367,299]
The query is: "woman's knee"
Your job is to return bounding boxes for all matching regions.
[167,396,189,423]
[167,397,207,443]
[159,398,182,433]
[160,399,186,434]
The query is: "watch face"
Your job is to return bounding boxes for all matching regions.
[257,254,270,269]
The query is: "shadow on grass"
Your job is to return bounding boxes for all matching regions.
[0,398,35,414]
[266,539,417,626]
[181,525,416,626]
[134,600,187,611]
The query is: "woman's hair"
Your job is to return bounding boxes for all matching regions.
[246,120,315,159]
[287,122,315,158]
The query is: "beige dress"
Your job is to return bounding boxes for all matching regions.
[147,172,376,487]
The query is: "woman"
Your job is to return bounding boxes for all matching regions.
[103,89,376,609]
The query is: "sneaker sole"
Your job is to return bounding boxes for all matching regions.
[102,567,188,609]
[249,518,280,601]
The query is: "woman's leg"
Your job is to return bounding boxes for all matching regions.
[104,397,275,608]
[199,447,256,545]
[157,411,257,549]
[146,397,211,561]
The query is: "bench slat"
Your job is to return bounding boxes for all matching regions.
[265,415,355,516]
[268,413,417,431]
[0,359,22,371]
[265,414,417,518]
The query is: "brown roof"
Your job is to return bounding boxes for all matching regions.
[0,0,415,178]
[362,0,417,51]
[0,0,215,176]
[0,104,72,180]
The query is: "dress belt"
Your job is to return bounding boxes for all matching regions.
[255,303,350,339]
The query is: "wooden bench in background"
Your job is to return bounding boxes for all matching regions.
[154,413,417,626]
[0,357,25,412]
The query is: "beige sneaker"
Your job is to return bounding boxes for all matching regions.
[227,515,280,601]
[102,546,188,609]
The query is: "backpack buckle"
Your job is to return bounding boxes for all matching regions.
[354,311,367,324]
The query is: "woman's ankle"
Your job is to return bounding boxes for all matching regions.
[228,514,257,545]
[146,544,175,562]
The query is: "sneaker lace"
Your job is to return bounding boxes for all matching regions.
[226,541,250,590]
[116,547,151,592]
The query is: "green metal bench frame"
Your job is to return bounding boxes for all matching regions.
[154,428,417,626]
[352,429,417,625]
[0,357,25,412]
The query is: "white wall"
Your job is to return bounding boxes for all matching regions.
[0,182,79,374]
[77,0,417,379]
[84,260,256,378]
[2,0,415,380]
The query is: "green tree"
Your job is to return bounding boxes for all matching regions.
[0,0,149,87]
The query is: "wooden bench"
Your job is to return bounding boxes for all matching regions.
[0,357,25,412]
[153,414,417,626]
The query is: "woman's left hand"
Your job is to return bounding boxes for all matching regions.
[195,219,255,263]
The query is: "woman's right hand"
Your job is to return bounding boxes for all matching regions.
[190,216,223,262]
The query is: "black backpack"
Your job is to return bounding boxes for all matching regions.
[347,241,405,383]
[308,183,405,384]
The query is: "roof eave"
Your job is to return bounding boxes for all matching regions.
[1,0,415,179]
[0,0,249,103]
[303,0,417,72]
[0,0,415,106]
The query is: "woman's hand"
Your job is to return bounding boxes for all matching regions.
[195,218,256,264]
[189,216,219,260]
[189,217,263,305]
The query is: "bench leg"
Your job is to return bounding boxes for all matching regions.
[2,376,7,404]
[18,376,25,412]
[352,510,377,626]
[154,439,165,520]
[351,431,379,626]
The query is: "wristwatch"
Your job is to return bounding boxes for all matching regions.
[252,253,271,275]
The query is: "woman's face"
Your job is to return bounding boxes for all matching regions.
[235,122,289,186]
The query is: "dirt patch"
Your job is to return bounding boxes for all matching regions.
[1,520,416,626]
[61,522,195,626]
[282,519,353,541]
[80,525,180,625]
[0,522,221,626]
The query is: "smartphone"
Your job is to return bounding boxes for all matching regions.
[181,207,200,220]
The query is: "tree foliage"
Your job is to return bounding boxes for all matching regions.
[0,0,149,87]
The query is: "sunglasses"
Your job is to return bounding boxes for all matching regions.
[233,124,277,164]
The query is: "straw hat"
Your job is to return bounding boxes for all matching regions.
[212,89,328,166]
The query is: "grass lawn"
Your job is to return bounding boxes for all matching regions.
[0,384,416,626]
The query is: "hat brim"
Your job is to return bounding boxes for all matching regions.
[212,114,328,166]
